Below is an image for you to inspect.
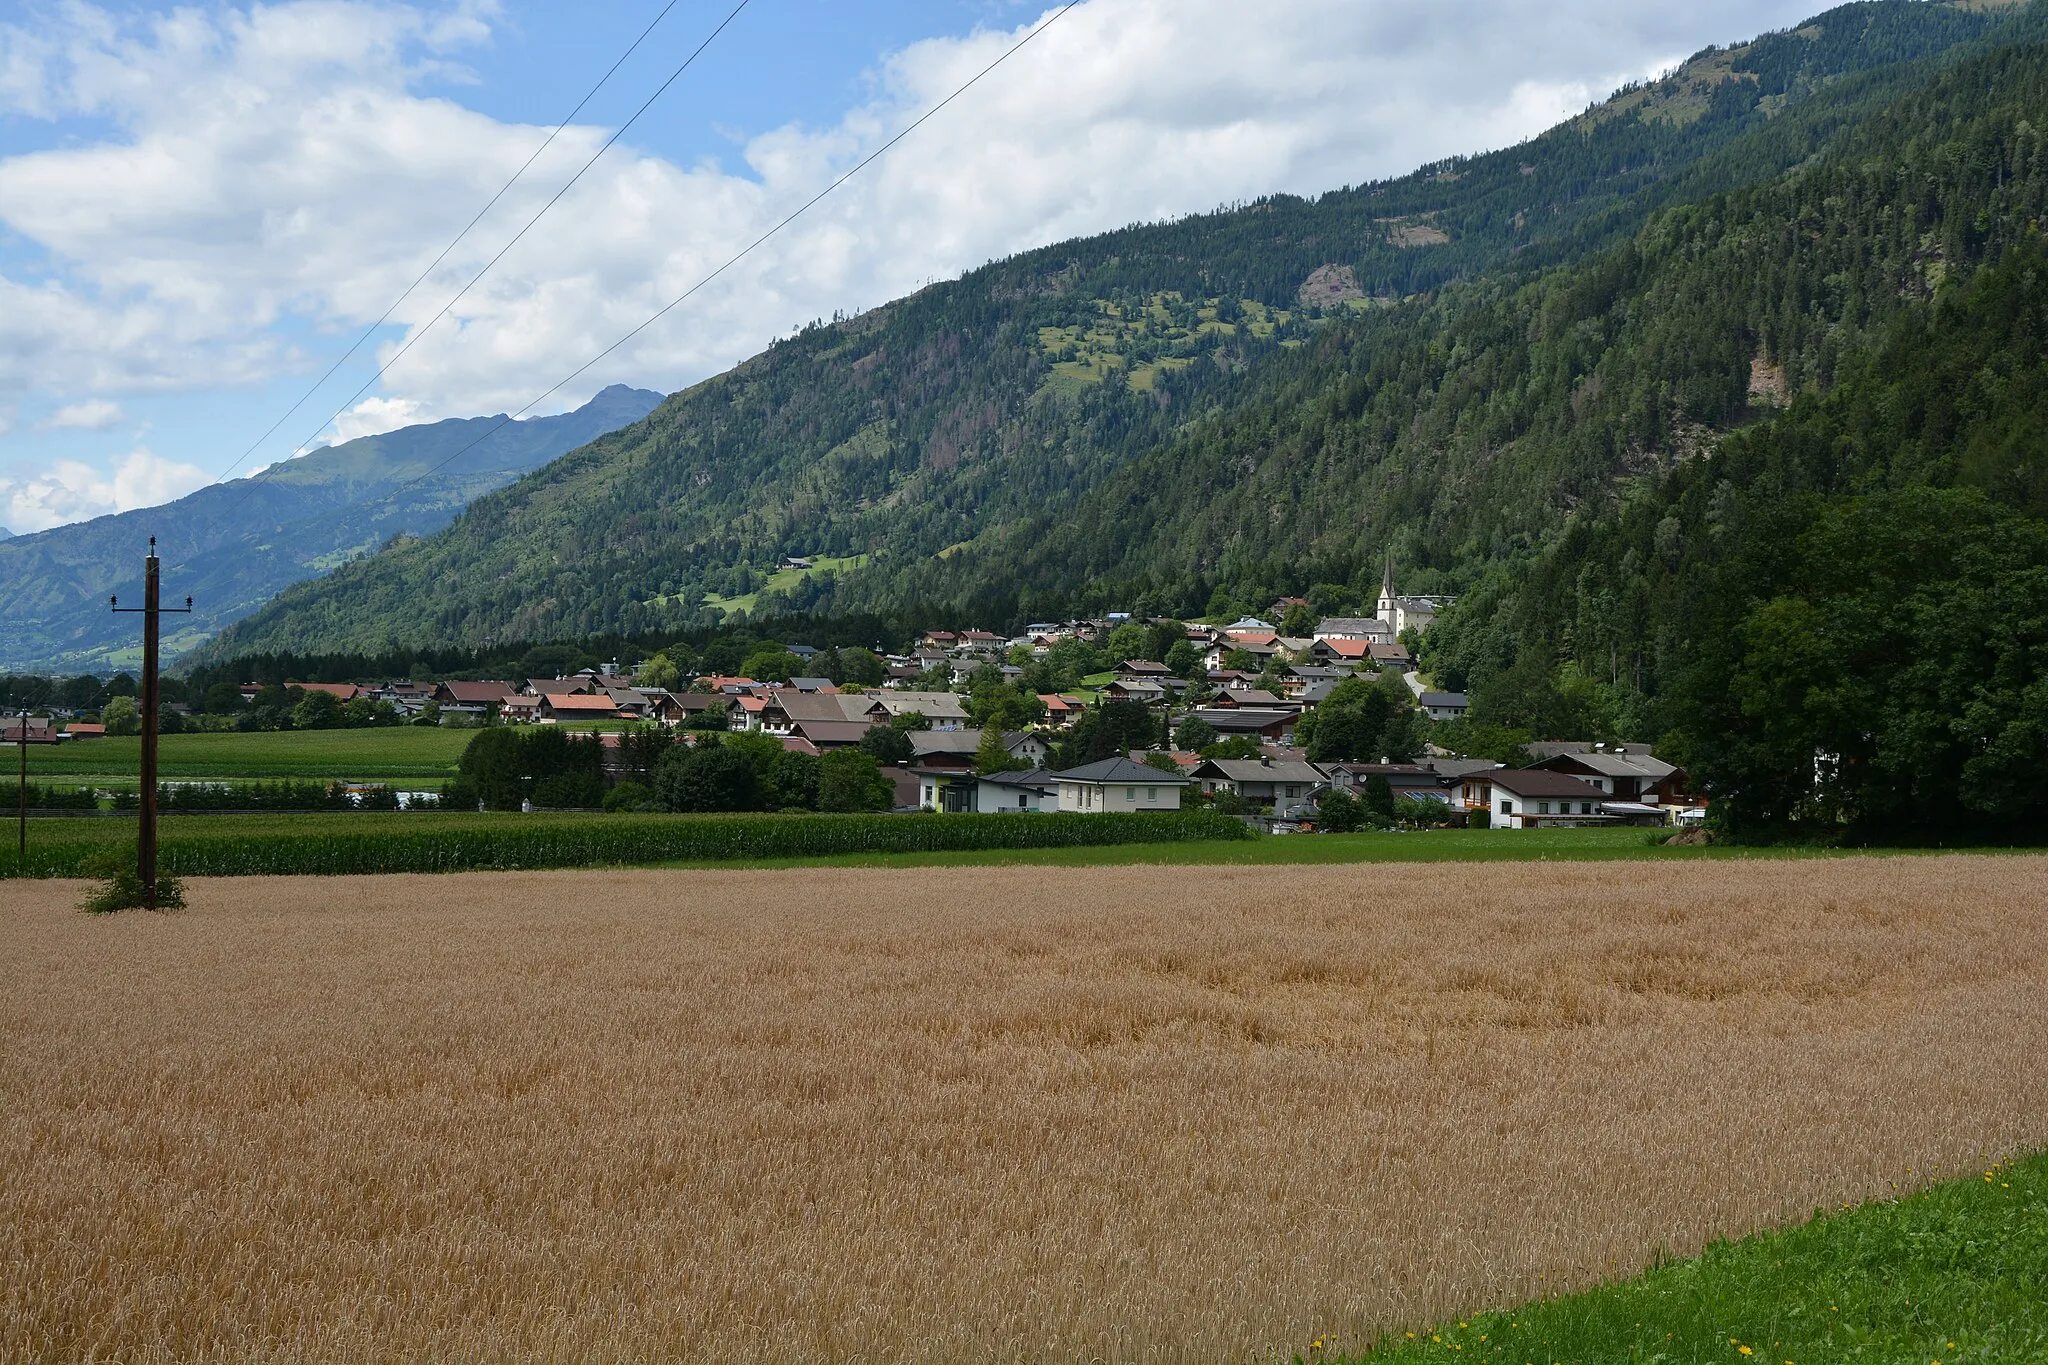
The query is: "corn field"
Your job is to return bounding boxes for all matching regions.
[4,856,2046,1362]
[0,809,1251,878]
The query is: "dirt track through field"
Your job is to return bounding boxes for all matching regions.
[5,858,2046,1363]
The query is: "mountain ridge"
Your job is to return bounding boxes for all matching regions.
[0,384,662,673]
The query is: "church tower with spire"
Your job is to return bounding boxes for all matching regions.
[1376,552,1398,628]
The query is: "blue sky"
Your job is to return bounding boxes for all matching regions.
[0,0,1822,534]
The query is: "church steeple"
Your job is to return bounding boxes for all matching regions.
[1378,552,1397,621]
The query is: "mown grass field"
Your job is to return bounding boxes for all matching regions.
[25,728,474,783]
[4,856,2044,1362]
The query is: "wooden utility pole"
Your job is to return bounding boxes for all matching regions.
[12,712,59,863]
[111,538,192,909]
[15,709,26,863]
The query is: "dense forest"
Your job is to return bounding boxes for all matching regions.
[199,0,2026,655]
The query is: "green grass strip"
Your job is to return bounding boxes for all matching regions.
[0,810,1252,878]
[1339,1152,2048,1365]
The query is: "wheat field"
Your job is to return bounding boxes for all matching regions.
[4,857,2045,1363]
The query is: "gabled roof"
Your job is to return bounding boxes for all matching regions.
[1219,688,1285,706]
[291,681,363,701]
[1422,757,1504,781]
[1533,750,1677,780]
[527,677,593,695]
[1486,768,1608,799]
[870,691,969,720]
[438,679,515,704]
[910,730,982,757]
[1049,756,1192,785]
[792,720,873,746]
[771,693,867,724]
[1418,691,1469,707]
[542,693,620,713]
[1315,617,1389,636]
[977,767,1060,791]
[1321,638,1372,658]
[1193,758,1327,784]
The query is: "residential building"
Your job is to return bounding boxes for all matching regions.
[1190,757,1327,819]
[526,677,595,697]
[1308,637,1373,665]
[1467,768,1611,828]
[1418,691,1470,721]
[1529,748,1695,807]
[918,766,1062,814]
[791,719,875,750]
[539,693,622,722]
[1323,762,1453,802]
[1102,678,1169,705]
[1313,617,1394,644]
[1050,757,1190,813]
[1186,708,1299,742]
[865,691,971,729]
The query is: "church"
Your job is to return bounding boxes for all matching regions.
[1373,557,1454,639]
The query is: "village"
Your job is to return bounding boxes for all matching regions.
[0,568,1699,831]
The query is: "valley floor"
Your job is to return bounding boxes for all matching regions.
[5,857,2044,1362]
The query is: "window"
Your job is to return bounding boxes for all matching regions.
[1501,800,1514,815]
[1147,788,1157,800]
[1125,787,1137,801]
[1581,802,1594,815]
[1538,801,1551,815]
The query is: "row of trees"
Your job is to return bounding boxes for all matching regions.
[453,726,895,815]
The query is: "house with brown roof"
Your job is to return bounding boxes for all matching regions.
[539,693,623,722]
[1466,768,1611,828]
[434,680,515,709]
[290,681,365,702]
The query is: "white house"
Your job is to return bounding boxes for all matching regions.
[1312,616,1395,644]
[1050,757,1190,813]
[1475,768,1609,829]
[1418,690,1470,721]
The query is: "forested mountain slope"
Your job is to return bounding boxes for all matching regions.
[876,16,2048,625]
[199,0,2023,660]
[1,385,661,673]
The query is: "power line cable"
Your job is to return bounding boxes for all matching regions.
[221,0,753,514]
[212,0,693,487]
[370,2,1080,514]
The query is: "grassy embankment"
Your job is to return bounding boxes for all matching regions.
[1348,1152,2048,1365]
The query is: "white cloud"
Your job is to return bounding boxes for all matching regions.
[1,448,211,532]
[0,0,1822,456]
[41,399,124,430]
[325,395,429,445]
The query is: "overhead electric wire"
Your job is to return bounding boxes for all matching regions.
[217,0,753,521]
[371,1,1082,513]
[211,0,693,487]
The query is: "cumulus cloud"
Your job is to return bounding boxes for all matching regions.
[1,448,211,533]
[41,399,124,430]
[0,0,1820,463]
